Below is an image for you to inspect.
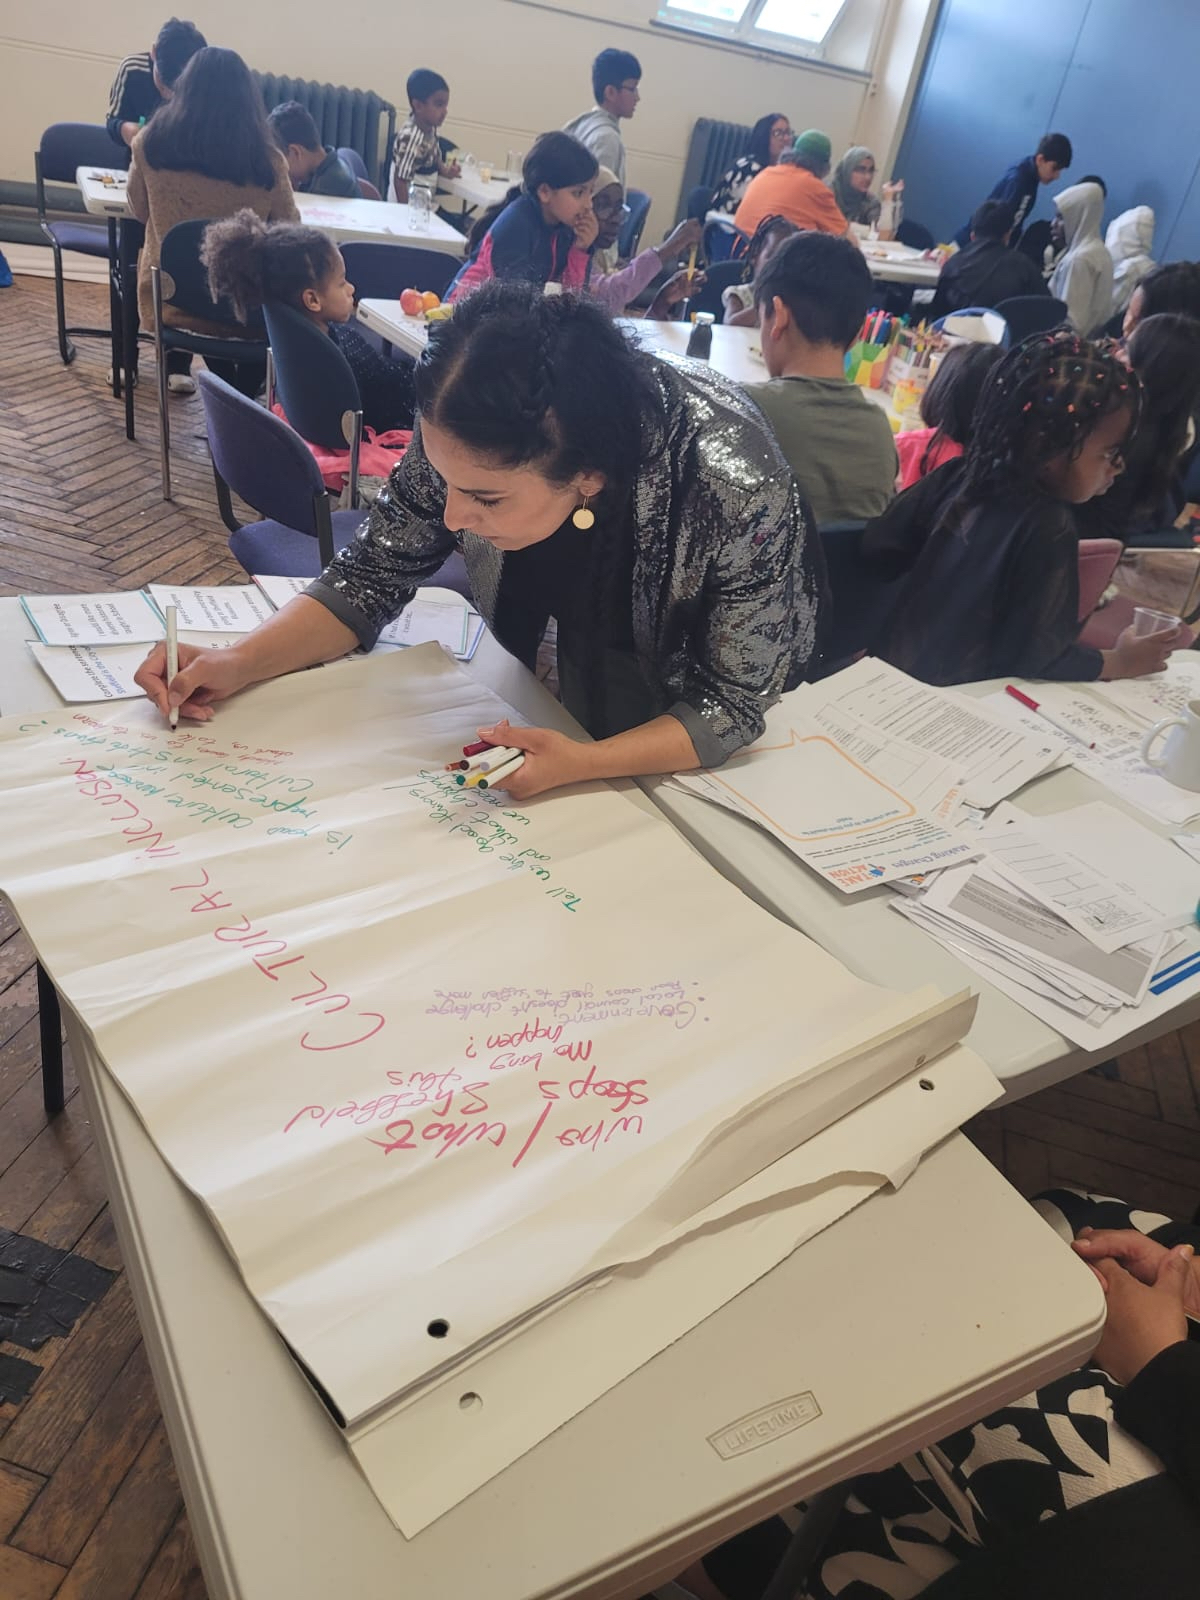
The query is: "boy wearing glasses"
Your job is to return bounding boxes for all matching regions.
[565,48,641,268]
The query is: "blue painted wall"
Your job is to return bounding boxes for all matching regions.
[896,0,1200,261]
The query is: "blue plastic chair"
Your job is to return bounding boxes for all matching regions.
[36,122,121,364]
[262,299,364,510]
[337,146,369,182]
[198,368,472,591]
[198,370,361,571]
[817,520,905,675]
[339,241,459,301]
[151,220,269,500]
[994,295,1069,346]
[619,189,651,258]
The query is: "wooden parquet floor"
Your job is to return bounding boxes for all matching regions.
[0,275,1198,1597]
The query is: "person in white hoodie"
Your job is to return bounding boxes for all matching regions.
[1049,181,1113,336]
[1106,205,1157,318]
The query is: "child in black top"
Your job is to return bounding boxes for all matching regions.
[202,210,415,432]
[862,330,1188,684]
[106,18,206,149]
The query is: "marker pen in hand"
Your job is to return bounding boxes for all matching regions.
[165,604,179,729]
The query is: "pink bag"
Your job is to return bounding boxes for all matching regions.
[271,403,411,492]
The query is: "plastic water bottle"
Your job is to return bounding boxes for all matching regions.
[686,313,715,360]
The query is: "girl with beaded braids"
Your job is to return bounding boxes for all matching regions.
[134,280,828,799]
[861,330,1189,686]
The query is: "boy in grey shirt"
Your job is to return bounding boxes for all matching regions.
[745,232,896,526]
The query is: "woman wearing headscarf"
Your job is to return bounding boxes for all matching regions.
[828,145,903,239]
[1106,205,1157,319]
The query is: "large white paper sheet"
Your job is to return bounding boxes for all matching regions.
[20,590,163,646]
[354,1042,1002,1534]
[0,648,972,1437]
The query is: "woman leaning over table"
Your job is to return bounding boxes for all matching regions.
[135,280,828,800]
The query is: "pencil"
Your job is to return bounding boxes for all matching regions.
[478,754,525,789]
[164,604,179,730]
[686,242,697,285]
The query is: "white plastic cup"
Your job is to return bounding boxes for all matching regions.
[1133,606,1181,638]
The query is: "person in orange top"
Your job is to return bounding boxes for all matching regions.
[733,129,848,240]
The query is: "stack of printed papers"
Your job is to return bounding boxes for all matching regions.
[671,659,1062,893]
[894,801,1200,1048]
[23,582,486,702]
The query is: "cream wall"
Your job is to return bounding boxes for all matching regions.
[3,0,935,226]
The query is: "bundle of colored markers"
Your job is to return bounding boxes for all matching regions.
[444,739,525,789]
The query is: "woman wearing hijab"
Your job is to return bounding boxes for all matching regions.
[1106,205,1157,319]
[828,145,903,238]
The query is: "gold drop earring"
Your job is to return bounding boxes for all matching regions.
[572,493,595,531]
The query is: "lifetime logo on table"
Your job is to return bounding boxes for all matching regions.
[707,1392,822,1460]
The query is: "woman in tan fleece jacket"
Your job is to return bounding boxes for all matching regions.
[127,45,298,385]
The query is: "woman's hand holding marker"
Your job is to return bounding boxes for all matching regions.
[472,719,595,800]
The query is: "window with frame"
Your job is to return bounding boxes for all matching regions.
[654,0,849,57]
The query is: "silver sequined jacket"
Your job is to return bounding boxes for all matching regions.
[307,354,827,768]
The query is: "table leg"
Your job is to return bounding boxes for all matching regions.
[120,220,138,441]
[107,218,121,400]
[36,962,65,1116]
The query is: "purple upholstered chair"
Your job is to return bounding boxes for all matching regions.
[36,123,123,364]
[197,370,470,597]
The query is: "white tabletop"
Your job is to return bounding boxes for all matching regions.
[442,168,515,210]
[858,240,942,287]
[1,602,1103,1597]
[76,164,128,216]
[645,678,1200,1099]
[357,297,430,358]
[75,169,465,255]
[355,303,771,386]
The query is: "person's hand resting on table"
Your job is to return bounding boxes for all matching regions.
[1074,1227,1200,1319]
[474,718,597,801]
[1078,1238,1194,1386]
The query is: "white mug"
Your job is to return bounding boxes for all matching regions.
[1142,698,1200,791]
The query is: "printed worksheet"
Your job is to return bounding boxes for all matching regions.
[146,585,276,633]
[20,591,163,647]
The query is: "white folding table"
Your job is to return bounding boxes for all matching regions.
[644,680,1200,1099]
[76,168,466,255]
[0,602,1104,1599]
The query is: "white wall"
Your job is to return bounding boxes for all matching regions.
[4,0,935,227]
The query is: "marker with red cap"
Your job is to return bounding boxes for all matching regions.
[1005,685,1096,749]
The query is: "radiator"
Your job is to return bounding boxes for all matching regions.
[254,74,397,193]
[675,118,752,220]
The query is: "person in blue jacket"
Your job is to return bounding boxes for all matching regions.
[954,132,1072,247]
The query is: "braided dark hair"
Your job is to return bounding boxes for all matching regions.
[415,279,663,486]
[415,281,664,733]
[958,330,1141,504]
[741,213,798,281]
